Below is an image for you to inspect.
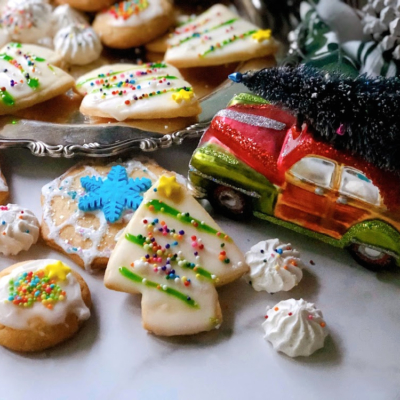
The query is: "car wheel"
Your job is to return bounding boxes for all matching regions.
[209,185,251,220]
[348,243,395,271]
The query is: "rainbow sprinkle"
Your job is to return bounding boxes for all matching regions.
[109,0,149,20]
[7,270,66,310]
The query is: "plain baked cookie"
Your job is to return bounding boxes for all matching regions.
[0,43,74,115]
[0,259,91,352]
[164,3,278,68]
[55,0,116,12]
[75,62,201,121]
[41,158,185,272]
[104,176,249,336]
[93,0,174,49]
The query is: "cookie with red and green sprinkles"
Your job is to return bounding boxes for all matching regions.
[93,0,174,49]
[104,175,248,336]
[0,260,91,352]
[75,62,201,121]
[164,4,278,68]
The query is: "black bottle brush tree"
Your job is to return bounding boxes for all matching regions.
[230,65,400,173]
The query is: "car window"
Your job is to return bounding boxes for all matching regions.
[339,167,380,206]
[290,157,335,188]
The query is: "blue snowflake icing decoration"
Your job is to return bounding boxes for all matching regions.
[78,165,152,223]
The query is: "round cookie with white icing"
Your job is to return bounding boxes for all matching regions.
[245,239,303,293]
[1,0,53,44]
[54,24,102,66]
[0,204,39,256]
[263,299,328,357]
[41,158,185,272]
[51,4,89,35]
[0,259,91,352]
[76,62,201,121]
[93,0,174,49]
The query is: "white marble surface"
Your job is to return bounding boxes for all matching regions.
[0,143,399,400]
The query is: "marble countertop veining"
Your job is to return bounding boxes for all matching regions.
[0,143,399,400]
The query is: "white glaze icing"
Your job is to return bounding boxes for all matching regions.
[1,0,53,44]
[52,4,89,34]
[0,43,73,111]
[104,177,248,336]
[0,28,10,48]
[41,159,185,272]
[0,204,39,256]
[101,0,166,28]
[76,62,199,121]
[262,299,328,357]
[54,24,102,66]
[0,259,90,330]
[165,4,277,67]
[245,239,303,293]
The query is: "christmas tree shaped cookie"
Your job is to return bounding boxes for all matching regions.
[104,176,248,336]
[0,43,74,114]
[76,62,201,121]
[164,4,278,68]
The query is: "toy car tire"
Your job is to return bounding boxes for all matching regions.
[348,243,395,271]
[209,185,251,220]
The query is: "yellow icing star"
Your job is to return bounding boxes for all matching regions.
[252,29,272,43]
[44,261,71,281]
[157,175,182,200]
[172,89,194,103]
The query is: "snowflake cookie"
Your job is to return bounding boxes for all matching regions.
[104,175,249,336]
[41,158,185,272]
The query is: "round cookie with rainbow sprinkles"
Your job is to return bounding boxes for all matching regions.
[93,0,174,49]
[41,158,185,272]
[0,259,91,352]
[104,175,248,336]
[76,62,201,121]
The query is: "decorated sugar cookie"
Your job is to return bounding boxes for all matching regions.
[0,168,8,205]
[104,176,248,336]
[1,42,64,66]
[1,0,53,45]
[54,24,102,66]
[55,0,116,13]
[0,204,39,256]
[0,42,74,114]
[263,299,328,357]
[92,0,174,49]
[164,4,278,68]
[76,62,201,121]
[245,239,303,293]
[41,158,185,272]
[0,259,91,352]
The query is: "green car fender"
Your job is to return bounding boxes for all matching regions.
[190,143,279,215]
[341,220,400,263]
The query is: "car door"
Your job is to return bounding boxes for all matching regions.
[330,167,379,235]
[274,156,340,238]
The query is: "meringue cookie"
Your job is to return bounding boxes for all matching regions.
[52,5,89,34]
[54,24,102,65]
[0,204,40,256]
[245,239,303,293]
[1,0,53,44]
[263,299,328,357]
